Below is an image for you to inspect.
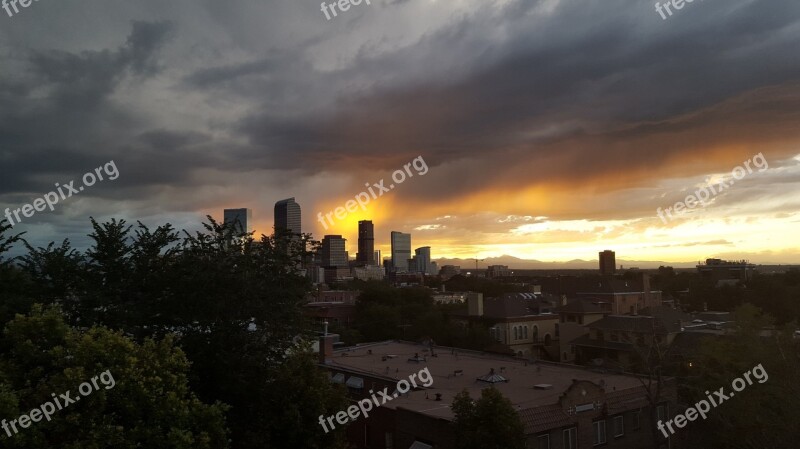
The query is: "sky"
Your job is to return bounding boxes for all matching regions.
[1,0,800,265]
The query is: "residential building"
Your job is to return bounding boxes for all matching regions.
[432,292,468,304]
[274,197,302,235]
[439,265,461,280]
[452,292,561,359]
[558,299,613,363]
[696,258,756,285]
[304,291,359,328]
[353,265,385,281]
[391,231,411,272]
[318,340,677,449]
[575,274,662,315]
[569,312,684,368]
[486,265,511,278]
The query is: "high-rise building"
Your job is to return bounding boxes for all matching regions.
[415,246,431,274]
[223,208,253,235]
[374,250,381,264]
[357,220,375,265]
[274,197,301,235]
[391,231,411,272]
[321,235,348,267]
[599,250,616,275]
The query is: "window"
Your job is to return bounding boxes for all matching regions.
[563,427,577,449]
[514,326,518,340]
[555,323,560,337]
[593,420,607,445]
[657,404,668,422]
[537,434,550,449]
[613,415,624,437]
[533,325,539,342]
[385,432,394,449]
[632,410,641,430]
[524,326,529,339]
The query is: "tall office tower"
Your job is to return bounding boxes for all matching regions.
[374,250,381,264]
[357,220,375,265]
[599,250,617,275]
[321,235,348,267]
[391,231,411,272]
[415,246,432,274]
[224,208,253,235]
[274,197,302,235]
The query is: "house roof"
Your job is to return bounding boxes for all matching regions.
[481,293,560,319]
[569,334,635,352]
[323,341,649,422]
[558,299,609,314]
[639,306,693,326]
[586,315,680,334]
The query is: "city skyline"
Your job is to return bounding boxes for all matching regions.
[3,1,800,265]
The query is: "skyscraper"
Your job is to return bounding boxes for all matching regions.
[274,197,301,235]
[321,235,348,267]
[391,231,411,272]
[599,250,616,275]
[357,220,375,265]
[223,208,252,235]
[415,246,432,274]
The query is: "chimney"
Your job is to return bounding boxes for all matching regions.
[467,292,484,317]
[319,335,336,364]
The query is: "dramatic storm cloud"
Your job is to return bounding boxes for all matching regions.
[1,0,800,263]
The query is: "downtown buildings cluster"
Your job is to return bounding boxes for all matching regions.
[224,197,439,286]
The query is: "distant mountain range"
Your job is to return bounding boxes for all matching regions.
[434,256,701,270]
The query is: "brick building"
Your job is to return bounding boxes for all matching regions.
[318,340,677,449]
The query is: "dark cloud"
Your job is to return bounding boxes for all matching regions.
[1,0,799,262]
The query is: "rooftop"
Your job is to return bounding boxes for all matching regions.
[586,314,681,334]
[323,341,648,423]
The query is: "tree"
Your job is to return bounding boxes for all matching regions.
[0,305,229,449]
[257,346,350,449]
[0,220,32,324]
[684,304,800,448]
[451,387,525,449]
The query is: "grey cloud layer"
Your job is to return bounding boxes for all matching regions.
[1,0,799,247]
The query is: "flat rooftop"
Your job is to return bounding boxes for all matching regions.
[324,341,647,421]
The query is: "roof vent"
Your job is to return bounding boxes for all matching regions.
[477,368,509,384]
